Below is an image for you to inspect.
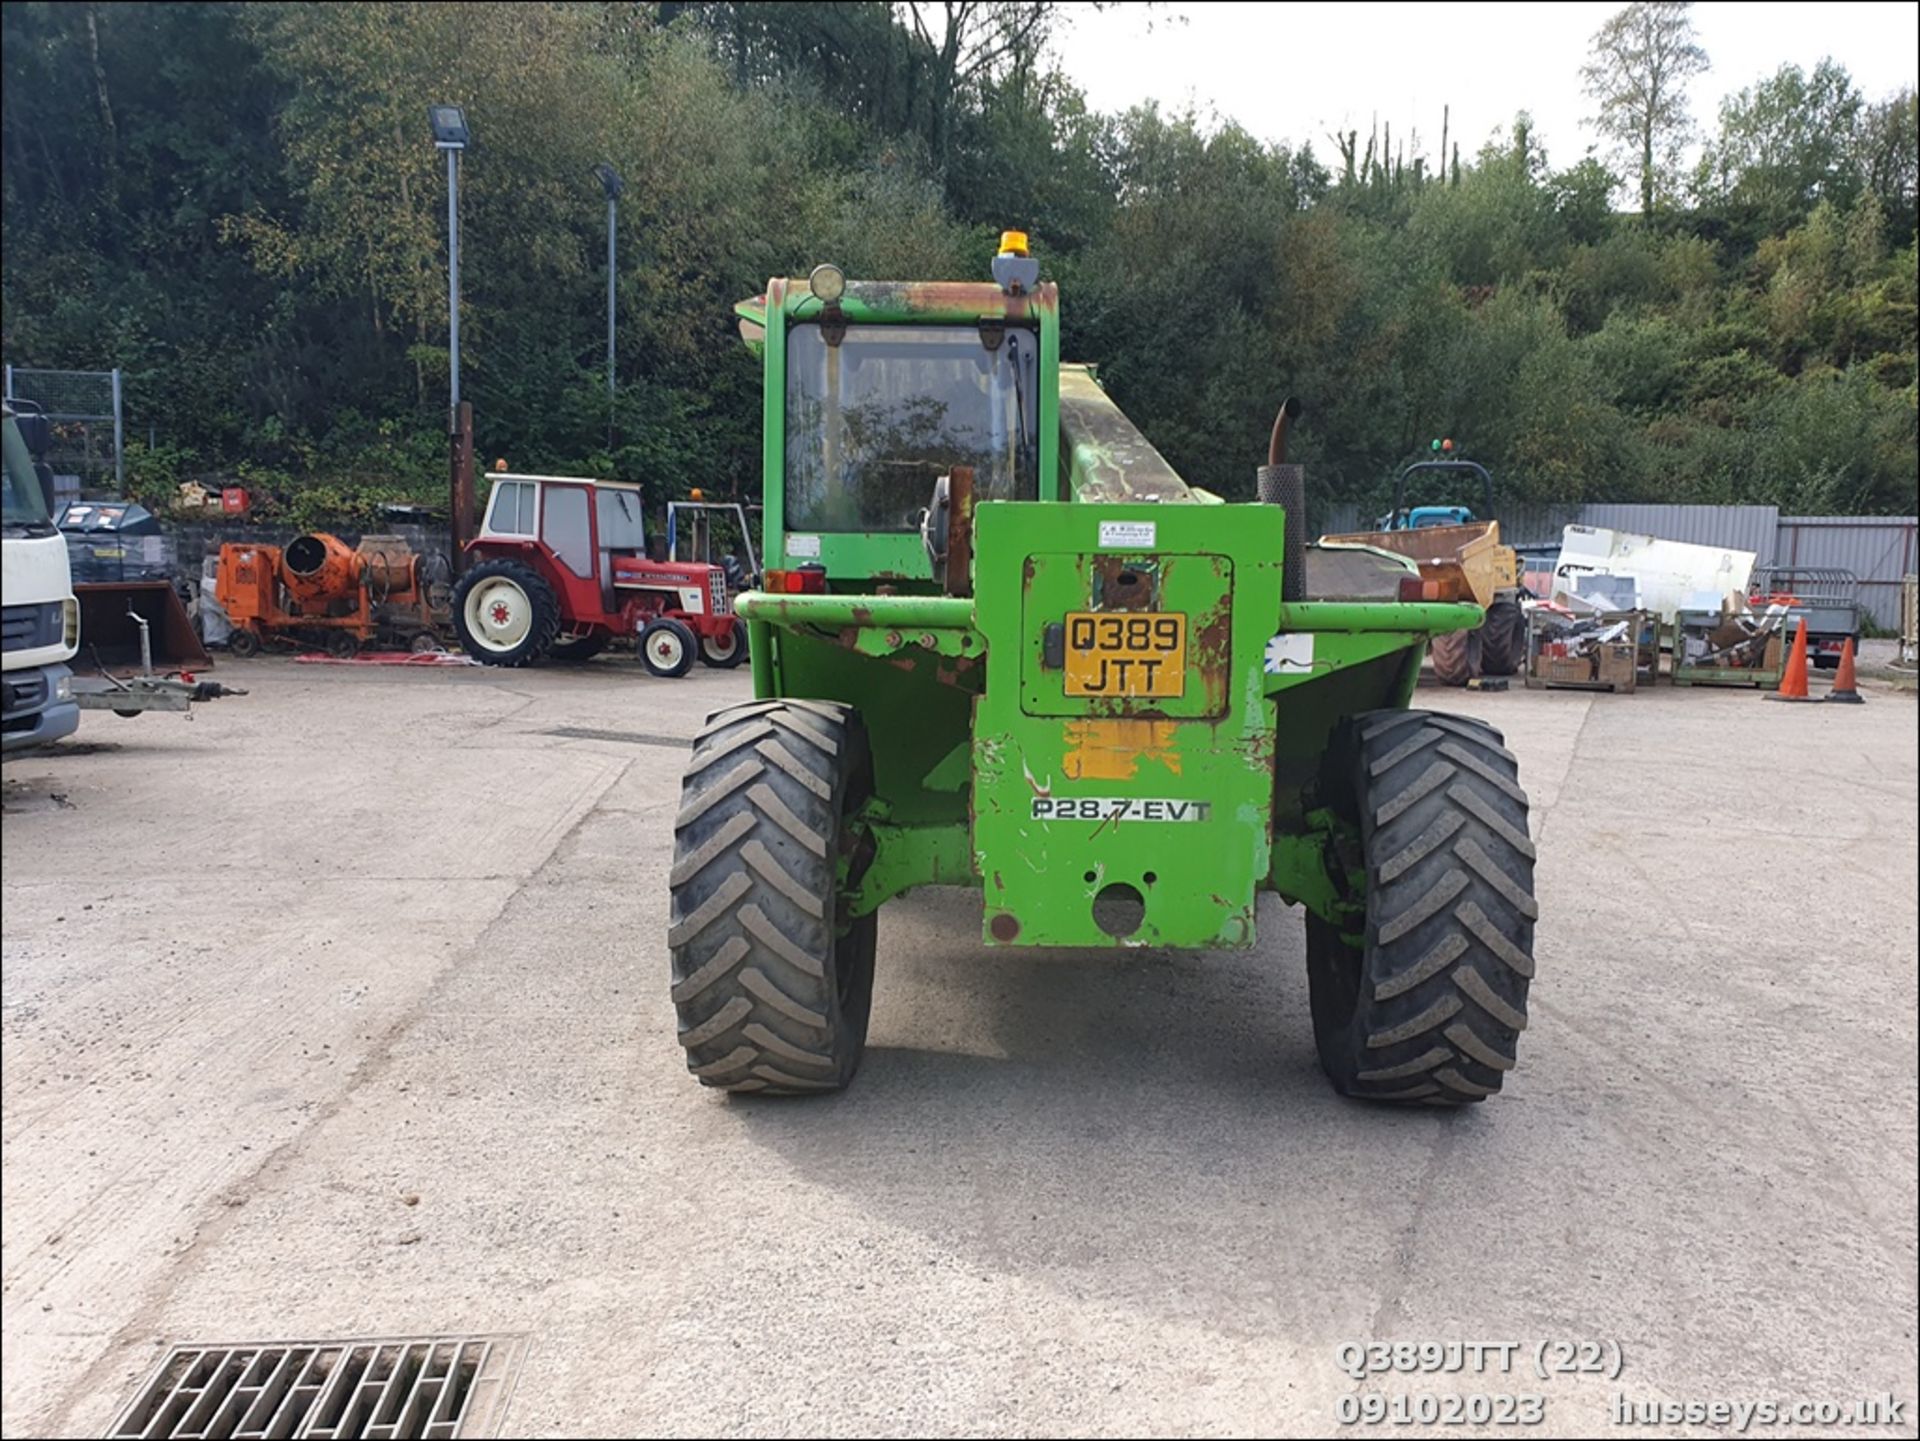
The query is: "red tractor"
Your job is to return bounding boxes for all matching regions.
[451,473,746,675]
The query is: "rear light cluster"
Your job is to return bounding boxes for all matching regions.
[1399,576,1447,602]
[763,565,828,595]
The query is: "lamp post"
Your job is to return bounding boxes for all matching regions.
[429,105,470,416]
[593,162,623,451]
[430,105,473,570]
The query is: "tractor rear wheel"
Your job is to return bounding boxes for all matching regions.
[1428,628,1478,685]
[1480,599,1525,677]
[699,619,749,669]
[638,618,697,678]
[668,699,877,1094]
[452,559,560,667]
[548,631,609,663]
[1306,708,1537,1105]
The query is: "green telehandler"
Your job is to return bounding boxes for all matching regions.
[667,235,1536,1105]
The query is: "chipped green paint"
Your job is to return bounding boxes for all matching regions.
[731,263,1472,948]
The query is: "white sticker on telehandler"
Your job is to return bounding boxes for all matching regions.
[1098,520,1156,549]
[1264,633,1314,674]
[786,533,822,558]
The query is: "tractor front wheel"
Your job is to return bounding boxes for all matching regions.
[1306,709,1537,1105]
[699,619,749,669]
[668,699,877,1094]
[638,618,697,678]
[452,559,560,667]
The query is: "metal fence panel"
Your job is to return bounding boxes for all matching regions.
[3,364,124,495]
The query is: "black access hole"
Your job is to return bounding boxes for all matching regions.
[1117,570,1140,588]
[1143,871,1158,885]
[1083,869,1098,884]
[1092,883,1146,938]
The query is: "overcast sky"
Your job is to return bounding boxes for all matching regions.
[1053,1,1920,173]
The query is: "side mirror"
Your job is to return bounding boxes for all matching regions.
[920,474,952,576]
[16,413,52,457]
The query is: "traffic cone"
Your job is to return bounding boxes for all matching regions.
[1824,636,1866,704]
[1766,617,1817,702]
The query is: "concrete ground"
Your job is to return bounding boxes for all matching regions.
[2,656,1914,1439]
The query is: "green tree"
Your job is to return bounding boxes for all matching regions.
[1855,86,1918,242]
[1581,1,1708,220]
[1697,59,1864,239]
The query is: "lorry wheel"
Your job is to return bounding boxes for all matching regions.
[1480,600,1524,677]
[548,631,609,662]
[668,699,877,1094]
[1428,629,1478,685]
[1307,709,1536,1105]
[699,620,749,669]
[452,559,560,667]
[638,618,697,678]
[228,628,262,659]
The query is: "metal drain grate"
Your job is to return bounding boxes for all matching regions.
[542,725,689,748]
[109,1334,528,1440]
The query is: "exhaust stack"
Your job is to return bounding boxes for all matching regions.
[1257,397,1306,602]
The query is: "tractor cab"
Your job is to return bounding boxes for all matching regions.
[453,472,747,675]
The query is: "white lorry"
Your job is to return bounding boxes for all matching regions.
[2,403,81,752]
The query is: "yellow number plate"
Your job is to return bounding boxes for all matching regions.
[1063,611,1187,697]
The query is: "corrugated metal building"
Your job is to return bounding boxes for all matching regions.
[1775,516,1919,629]
[1312,502,1918,627]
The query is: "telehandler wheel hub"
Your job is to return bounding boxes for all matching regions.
[465,577,532,652]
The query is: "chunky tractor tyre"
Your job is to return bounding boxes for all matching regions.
[1427,628,1479,686]
[639,617,698,678]
[548,631,610,663]
[1307,708,1537,1105]
[668,699,877,1094]
[452,559,560,667]
[699,619,749,669]
[1480,599,1525,677]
